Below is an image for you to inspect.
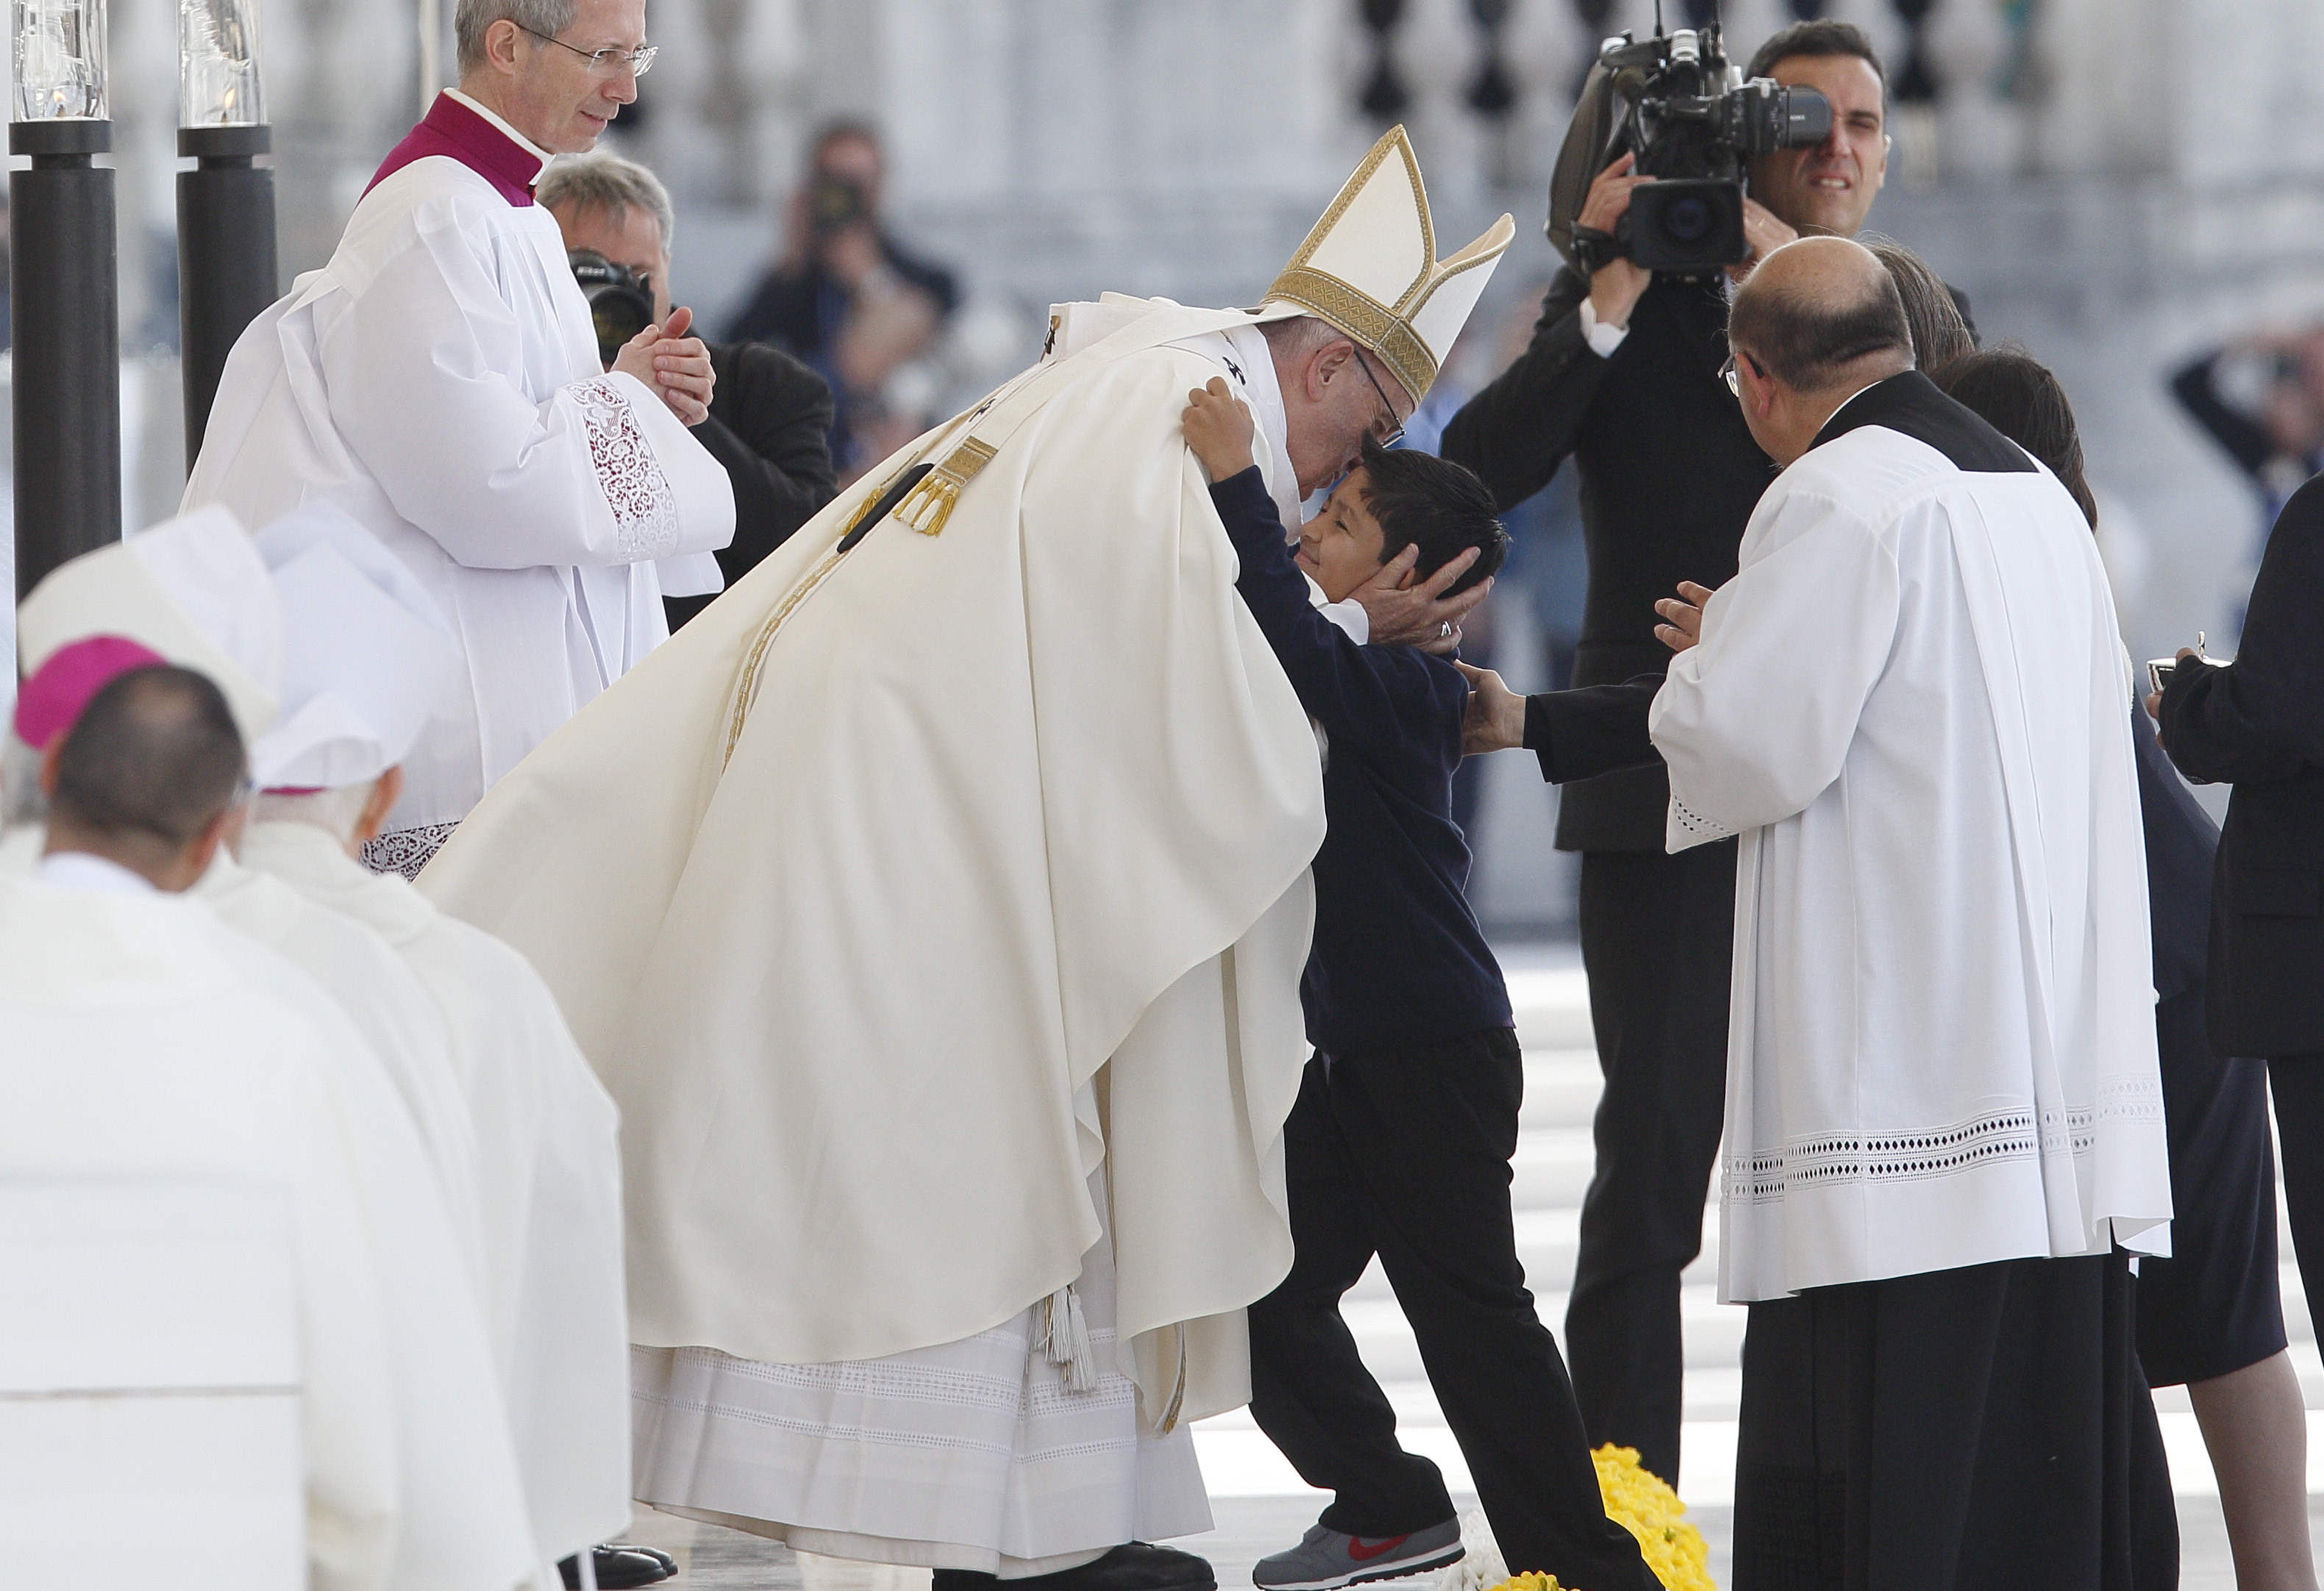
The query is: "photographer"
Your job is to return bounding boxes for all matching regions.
[1439,19,1927,1490]
[541,153,841,632]
[725,121,958,479]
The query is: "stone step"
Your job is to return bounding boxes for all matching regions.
[1509,1126,1596,1209]
[1343,1215,1721,1305]
[1336,1287,1748,1384]
[1518,1054,1603,1133]
[1507,969,1595,1050]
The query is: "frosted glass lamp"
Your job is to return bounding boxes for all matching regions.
[180,0,262,126]
[13,0,107,121]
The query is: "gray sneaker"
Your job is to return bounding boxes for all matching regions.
[1251,1519,1465,1591]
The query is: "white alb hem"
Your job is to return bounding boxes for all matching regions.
[628,1170,1212,1572]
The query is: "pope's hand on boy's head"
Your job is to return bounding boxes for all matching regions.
[1182,377,1257,483]
[1351,543,1490,655]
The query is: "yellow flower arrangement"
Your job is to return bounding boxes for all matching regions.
[1476,1445,1716,1591]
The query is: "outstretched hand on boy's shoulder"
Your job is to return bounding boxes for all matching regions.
[1454,661,1529,754]
[1183,377,1257,483]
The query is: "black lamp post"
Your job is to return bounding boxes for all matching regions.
[12,0,120,599]
[178,0,274,471]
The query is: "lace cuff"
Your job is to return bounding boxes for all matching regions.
[574,376,680,562]
[1668,793,1736,847]
[360,820,460,882]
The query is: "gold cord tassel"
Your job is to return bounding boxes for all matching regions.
[892,438,998,537]
[836,471,903,538]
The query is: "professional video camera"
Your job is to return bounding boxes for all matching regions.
[1547,19,1832,275]
[569,248,655,368]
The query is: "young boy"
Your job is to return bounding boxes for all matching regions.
[1182,379,1653,1591]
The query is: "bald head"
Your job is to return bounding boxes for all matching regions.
[1728,237,1914,396]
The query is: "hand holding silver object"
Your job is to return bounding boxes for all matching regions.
[2147,631,2231,697]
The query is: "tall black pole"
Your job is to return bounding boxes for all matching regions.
[11,118,121,601]
[177,124,275,470]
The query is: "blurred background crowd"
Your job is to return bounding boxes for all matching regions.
[7,0,2324,932]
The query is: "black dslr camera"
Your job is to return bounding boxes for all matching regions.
[1547,24,1831,275]
[569,249,655,368]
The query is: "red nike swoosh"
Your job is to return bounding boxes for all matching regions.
[1347,1536,1412,1562]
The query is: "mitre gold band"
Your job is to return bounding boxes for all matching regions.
[1264,264,1439,404]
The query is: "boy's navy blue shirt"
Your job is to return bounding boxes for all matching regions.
[1211,465,1513,1057]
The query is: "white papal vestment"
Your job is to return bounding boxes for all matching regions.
[185,91,735,866]
[1647,373,2172,1304]
[423,299,1332,1566]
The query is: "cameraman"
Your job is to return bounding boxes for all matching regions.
[1439,19,1920,1490]
[725,121,959,479]
[541,153,841,632]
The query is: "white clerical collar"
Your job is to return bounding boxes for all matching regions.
[38,849,158,895]
[444,87,554,179]
[1823,379,1890,431]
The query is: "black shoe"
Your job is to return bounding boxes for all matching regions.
[560,1545,680,1590]
[933,1543,1217,1591]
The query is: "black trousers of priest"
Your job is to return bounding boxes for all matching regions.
[1247,1032,1656,1591]
[1565,839,1736,1488]
[1730,1254,2178,1591]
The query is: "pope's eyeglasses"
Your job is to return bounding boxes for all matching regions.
[1352,349,1407,450]
[518,24,658,77]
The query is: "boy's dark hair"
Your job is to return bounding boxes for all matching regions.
[51,665,245,846]
[1355,437,1508,598]
[1745,20,1886,89]
[1933,344,2100,532]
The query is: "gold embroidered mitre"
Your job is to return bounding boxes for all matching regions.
[1263,125,1516,404]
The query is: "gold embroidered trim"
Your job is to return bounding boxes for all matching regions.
[1275,126,1435,315]
[1262,264,1438,403]
[891,437,998,537]
[724,546,845,767]
[835,471,903,540]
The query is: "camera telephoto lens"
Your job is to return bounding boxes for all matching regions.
[1663,195,1713,245]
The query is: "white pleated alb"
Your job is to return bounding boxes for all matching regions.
[629,1170,1212,1577]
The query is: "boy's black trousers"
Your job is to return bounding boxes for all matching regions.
[1247,1029,1654,1591]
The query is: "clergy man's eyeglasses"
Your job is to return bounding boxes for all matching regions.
[1720,349,1762,398]
[517,24,657,77]
[1353,350,1406,450]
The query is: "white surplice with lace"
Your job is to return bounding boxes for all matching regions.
[1648,396,2172,1304]
[183,117,735,844]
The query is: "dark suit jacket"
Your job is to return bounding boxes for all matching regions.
[1521,674,1663,787]
[1441,268,1972,854]
[663,341,840,632]
[1441,269,1768,852]
[2160,472,2324,1056]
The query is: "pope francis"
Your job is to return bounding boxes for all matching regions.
[423,128,1511,1591]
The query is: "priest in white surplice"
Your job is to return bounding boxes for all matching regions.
[422,128,1510,1591]
[4,659,539,1591]
[237,501,632,1578]
[183,0,735,880]
[1647,239,2172,1586]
